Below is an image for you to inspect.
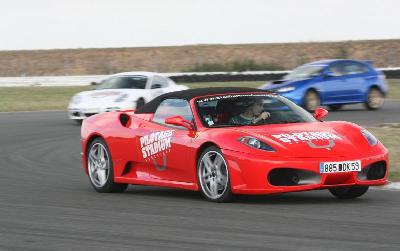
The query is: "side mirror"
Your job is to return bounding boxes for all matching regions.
[323,70,336,78]
[151,84,162,89]
[313,107,328,120]
[165,116,194,130]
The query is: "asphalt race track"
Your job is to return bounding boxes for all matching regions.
[0,102,400,250]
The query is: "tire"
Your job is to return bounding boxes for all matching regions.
[328,104,343,111]
[136,98,145,109]
[329,186,369,199]
[303,90,320,112]
[73,119,83,126]
[365,88,384,110]
[197,146,233,202]
[87,138,128,193]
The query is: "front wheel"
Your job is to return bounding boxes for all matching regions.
[329,186,369,199]
[197,146,233,202]
[365,88,384,110]
[303,90,320,112]
[87,138,128,193]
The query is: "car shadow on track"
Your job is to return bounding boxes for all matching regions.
[122,186,371,205]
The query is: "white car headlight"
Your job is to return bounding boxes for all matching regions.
[361,129,378,146]
[276,86,295,93]
[114,93,129,102]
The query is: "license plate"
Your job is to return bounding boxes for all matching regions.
[319,160,361,173]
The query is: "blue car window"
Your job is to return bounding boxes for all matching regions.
[343,62,370,75]
[328,63,345,77]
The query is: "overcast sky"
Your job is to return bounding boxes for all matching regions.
[1,0,400,50]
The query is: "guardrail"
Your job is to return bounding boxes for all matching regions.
[1,68,399,87]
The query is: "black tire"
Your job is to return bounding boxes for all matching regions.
[328,104,343,111]
[365,87,384,110]
[87,138,128,193]
[303,90,320,112]
[74,119,83,126]
[197,146,233,202]
[329,186,369,199]
[136,98,145,109]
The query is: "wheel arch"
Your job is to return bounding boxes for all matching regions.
[302,87,321,105]
[196,142,221,163]
[368,84,384,96]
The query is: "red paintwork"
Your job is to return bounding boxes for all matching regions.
[81,93,389,195]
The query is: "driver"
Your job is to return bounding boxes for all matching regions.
[229,98,271,125]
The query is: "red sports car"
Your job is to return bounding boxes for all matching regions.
[81,87,388,202]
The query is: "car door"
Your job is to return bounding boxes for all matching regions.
[320,62,349,103]
[137,98,198,183]
[341,62,369,102]
[148,75,170,99]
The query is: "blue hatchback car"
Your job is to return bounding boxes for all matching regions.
[260,59,388,111]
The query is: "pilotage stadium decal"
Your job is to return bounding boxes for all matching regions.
[272,132,342,144]
[140,130,174,171]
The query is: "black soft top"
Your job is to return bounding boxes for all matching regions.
[135,87,271,114]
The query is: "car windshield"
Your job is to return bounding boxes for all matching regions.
[284,65,325,81]
[195,93,316,128]
[96,76,147,90]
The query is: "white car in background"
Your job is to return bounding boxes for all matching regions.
[68,72,188,124]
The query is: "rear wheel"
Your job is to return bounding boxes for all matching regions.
[365,88,384,110]
[87,138,128,193]
[197,146,233,202]
[328,104,343,111]
[329,186,369,199]
[303,90,320,112]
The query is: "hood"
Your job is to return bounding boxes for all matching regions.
[75,89,145,104]
[225,122,365,158]
[260,78,311,91]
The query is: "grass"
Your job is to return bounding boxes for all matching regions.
[368,127,400,181]
[0,86,93,112]
[387,79,400,100]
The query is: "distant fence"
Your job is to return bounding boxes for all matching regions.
[1,68,399,87]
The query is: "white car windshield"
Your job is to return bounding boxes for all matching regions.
[284,65,325,81]
[96,76,147,90]
[195,94,316,127]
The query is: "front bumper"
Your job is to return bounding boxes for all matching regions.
[222,149,389,195]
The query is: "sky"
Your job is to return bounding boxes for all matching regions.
[1,0,400,50]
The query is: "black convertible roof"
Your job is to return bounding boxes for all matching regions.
[135,87,271,114]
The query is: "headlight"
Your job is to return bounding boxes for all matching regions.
[276,86,295,93]
[70,94,82,104]
[361,129,378,146]
[238,136,275,152]
[114,93,128,102]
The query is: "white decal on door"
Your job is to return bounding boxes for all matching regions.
[140,130,174,159]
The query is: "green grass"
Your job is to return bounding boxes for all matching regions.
[0,86,93,112]
[387,79,400,100]
[368,127,400,181]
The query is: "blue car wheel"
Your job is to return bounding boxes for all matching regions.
[303,90,320,112]
[365,87,384,110]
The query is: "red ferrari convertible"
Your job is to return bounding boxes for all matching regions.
[81,87,388,202]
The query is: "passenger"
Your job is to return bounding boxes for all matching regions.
[229,98,271,125]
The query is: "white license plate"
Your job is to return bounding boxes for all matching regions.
[319,160,361,173]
